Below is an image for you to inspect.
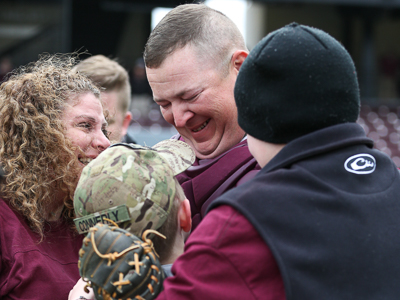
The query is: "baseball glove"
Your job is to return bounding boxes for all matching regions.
[78,223,165,300]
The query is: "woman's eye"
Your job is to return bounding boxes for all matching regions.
[79,122,91,129]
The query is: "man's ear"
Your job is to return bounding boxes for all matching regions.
[121,111,132,137]
[231,50,249,74]
[178,199,192,233]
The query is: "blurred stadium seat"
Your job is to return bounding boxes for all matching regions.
[358,105,400,167]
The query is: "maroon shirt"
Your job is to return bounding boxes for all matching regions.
[0,199,83,299]
[176,138,260,230]
[157,205,285,300]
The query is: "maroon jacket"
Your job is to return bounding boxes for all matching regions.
[0,199,83,300]
[156,205,285,299]
[175,137,260,230]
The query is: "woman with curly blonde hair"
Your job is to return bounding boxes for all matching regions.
[0,54,111,299]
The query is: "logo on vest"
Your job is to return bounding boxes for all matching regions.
[344,154,376,174]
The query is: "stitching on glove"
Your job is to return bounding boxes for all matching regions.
[79,224,166,300]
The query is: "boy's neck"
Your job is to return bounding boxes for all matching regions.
[160,229,186,265]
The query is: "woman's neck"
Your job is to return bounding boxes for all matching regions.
[43,190,67,222]
[44,204,64,222]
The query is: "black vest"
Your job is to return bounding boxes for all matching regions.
[209,123,400,300]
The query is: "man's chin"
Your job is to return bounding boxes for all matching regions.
[191,135,244,159]
[193,144,222,160]
[182,133,234,159]
[180,137,214,160]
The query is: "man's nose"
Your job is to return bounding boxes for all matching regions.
[172,103,194,128]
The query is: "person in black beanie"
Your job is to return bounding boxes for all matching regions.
[143,23,400,300]
[235,22,360,144]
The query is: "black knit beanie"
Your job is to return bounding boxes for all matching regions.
[235,23,360,144]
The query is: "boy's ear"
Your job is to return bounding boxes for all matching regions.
[178,199,192,233]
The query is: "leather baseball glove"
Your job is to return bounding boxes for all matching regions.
[78,223,165,300]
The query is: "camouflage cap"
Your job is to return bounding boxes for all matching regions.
[73,139,195,236]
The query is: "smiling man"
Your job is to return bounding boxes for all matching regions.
[144,4,260,229]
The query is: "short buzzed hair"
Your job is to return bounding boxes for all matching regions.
[152,177,186,262]
[144,4,247,75]
[72,55,131,113]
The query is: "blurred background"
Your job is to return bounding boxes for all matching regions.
[1,0,400,164]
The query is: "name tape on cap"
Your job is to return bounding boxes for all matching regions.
[74,205,131,234]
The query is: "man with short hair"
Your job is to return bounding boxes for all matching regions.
[147,23,400,299]
[144,4,260,229]
[73,55,134,142]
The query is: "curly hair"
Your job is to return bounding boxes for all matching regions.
[0,53,102,239]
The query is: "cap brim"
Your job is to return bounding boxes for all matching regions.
[152,139,195,175]
[110,139,195,175]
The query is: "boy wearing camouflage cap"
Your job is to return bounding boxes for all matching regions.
[73,139,194,273]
